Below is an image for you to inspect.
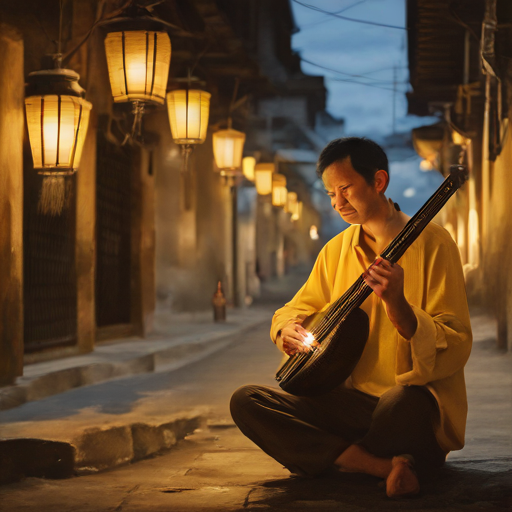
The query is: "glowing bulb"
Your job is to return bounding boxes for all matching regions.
[303,332,315,346]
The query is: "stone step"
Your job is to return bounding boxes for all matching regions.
[0,407,206,485]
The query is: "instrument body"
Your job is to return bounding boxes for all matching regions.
[276,165,469,397]
[277,307,369,397]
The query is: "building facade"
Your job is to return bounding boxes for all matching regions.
[0,0,335,386]
[407,0,512,350]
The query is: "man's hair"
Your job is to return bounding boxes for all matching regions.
[316,137,389,184]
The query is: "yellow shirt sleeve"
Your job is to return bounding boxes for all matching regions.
[395,229,472,386]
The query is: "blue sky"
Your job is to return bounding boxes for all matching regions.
[290,0,437,136]
[289,0,446,239]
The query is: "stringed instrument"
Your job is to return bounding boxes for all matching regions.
[276,164,468,396]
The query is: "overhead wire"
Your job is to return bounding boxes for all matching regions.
[291,0,407,31]
[300,0,368,29]
[298,57,409,92]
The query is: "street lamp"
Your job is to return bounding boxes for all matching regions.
[272,173,287,207]
[213,123,246,178]
[104,30,171,105]
[103,9,172,143]
[254,163,274,195]
[166,87,211,170]
[242,156,256,182]
[25,68,92,215]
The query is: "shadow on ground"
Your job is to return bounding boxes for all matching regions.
[243,459,512,511]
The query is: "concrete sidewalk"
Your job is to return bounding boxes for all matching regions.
[0,272,307,485]
[0,307,274,413]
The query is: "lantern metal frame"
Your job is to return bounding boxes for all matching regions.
[98,6,175,145]
[25,68,92,176]
[166,74,211,172]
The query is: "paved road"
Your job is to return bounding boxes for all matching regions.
[1,310,512,510]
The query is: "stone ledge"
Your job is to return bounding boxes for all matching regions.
[0,319,262,412]
[0,412,204,485]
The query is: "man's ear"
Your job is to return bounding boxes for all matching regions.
[374,169,389,194]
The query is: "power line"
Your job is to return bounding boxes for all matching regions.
[299,56,409,92]
[291,0,407,31]
[300,56,394,81]
[328,77,408,93]
[300,0,368,29]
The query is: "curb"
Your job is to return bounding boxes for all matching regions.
[0,316,267,412]
[0,410,205,485]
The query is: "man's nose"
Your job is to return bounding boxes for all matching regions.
[335,191,347,209]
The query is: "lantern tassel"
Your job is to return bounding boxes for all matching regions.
[38,176,67,216]
[181,145,192,173]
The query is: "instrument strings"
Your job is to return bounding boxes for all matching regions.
[278,173,460,381]
[309,183,452,344]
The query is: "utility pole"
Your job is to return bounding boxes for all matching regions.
[392,64,397,134]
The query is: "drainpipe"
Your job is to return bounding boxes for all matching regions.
[480,0,497,249]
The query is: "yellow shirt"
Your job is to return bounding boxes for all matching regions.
[271,222,472,453]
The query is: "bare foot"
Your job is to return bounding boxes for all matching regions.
[386,456,420,498]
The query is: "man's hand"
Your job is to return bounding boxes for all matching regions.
[279,315,317,356]
[363,257,418,340]
[363,257,404,305]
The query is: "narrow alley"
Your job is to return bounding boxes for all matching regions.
[0,273,511,511]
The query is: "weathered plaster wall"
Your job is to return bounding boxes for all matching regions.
[482,125,512,350]
[150,113,231,312]
[0,24,24,384]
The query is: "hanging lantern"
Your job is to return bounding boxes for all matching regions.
[166,88,211,169]
[254,163,275,195]
[291,200,303,221]
[104,30,171,105]
[213,126,246,177]
[243,156,256,181]
[102,11,172,143]
[272,174,287,207]
[286,191,298,214]
[25,68,92,215]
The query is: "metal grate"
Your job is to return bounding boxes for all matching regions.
[23,170,78,353]
[95,134,133,328]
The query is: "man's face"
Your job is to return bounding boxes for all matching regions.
[322,157,382,225]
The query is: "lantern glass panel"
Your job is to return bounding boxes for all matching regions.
[254,163,274,195]
[287,191,298,213]
[166,89,211,144]
[105,30,171,104]
[243,156,256,181]
[291,200,302,221]
[272,173,287,206]
[25,94,92,170]
[272,186,288,207]
[213,129,246,170]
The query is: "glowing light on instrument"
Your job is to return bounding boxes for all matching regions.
[420,159,434,171]
[303,332,315,346]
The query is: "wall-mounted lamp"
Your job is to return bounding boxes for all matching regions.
[242,156,256,181]
[25,69,92,215]
[272,173,287,207]
[166,86,211,171]
[213,122,246,178]
[102,7,172,144]
[254,163,274,195]
[286,191,298,213]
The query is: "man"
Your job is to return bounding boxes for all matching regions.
[230,137,472,498]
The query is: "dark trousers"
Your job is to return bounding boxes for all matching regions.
[230,384,446,478]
